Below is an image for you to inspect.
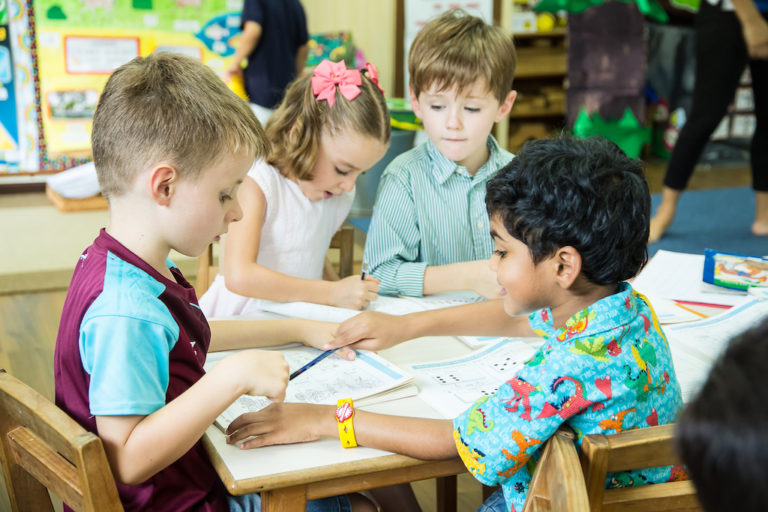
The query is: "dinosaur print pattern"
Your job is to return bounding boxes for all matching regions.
[452,283,683,512]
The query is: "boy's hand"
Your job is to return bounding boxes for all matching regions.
[329,275,380,310]
[296,319,355,360]
[226,403,332,449]
[464,260,503,299]
[223,350,289,401]
[330,311,407,352]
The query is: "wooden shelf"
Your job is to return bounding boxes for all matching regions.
[45,184,107,212]
[515,47,567,79]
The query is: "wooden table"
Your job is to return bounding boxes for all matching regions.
[203,335,474,512]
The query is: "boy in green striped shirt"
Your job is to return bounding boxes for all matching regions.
[365,8,517,297]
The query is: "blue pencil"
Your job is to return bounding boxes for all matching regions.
[289,348,340,380]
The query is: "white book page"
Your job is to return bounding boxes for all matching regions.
[410,338,542,419]
[205,347,415,430]
[633,250,750,307]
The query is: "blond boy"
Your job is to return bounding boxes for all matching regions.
[53,53,369,512]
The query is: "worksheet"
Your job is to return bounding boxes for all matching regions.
[664,299,768,365]
[206,347,415,430]
[410,338,542,419]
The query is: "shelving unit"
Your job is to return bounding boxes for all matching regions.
[497,29,568,151]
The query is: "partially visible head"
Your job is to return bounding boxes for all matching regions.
[264,59,390,199]
[676,318,768,512]
[408,9,516,104]
[92,52,267,199]
[486,136,650,288]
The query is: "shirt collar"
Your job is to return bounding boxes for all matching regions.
[426,135,504,185]
[528,282,637,341]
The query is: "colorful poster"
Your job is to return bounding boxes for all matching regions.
[31,0,242,168]
[0,0,39,173]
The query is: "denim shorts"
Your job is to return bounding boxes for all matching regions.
[227,492,352,512]
[476,488,508,512]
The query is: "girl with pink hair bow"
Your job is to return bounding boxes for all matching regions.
[200,59,389,318]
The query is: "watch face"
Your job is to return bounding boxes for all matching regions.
[336,401,354,422]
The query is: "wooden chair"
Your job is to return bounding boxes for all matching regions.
[579,424,701,512]
[522,426,589,512]
[195,223,356,297]
[0,369,122,512]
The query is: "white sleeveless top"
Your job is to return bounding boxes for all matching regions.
[199,160,354,318]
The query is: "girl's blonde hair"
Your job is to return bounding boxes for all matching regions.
[264,65,390,181]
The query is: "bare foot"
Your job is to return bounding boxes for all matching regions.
[753,191,768,236]
[649,209,675,243]
[752,221,768,236]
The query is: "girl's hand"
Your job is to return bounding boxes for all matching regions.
[329,275,380,310]
[226,403,333,449]
[296,319,356,360]
[220,350,289,401]
[330,311,407,352]
[463,260,502,299]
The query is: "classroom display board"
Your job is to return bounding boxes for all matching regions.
[0,0,242,175]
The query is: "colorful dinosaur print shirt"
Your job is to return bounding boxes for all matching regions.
[452,283,683,511]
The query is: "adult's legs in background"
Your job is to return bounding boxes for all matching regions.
[749,37,768,234]
[649,2,749,241]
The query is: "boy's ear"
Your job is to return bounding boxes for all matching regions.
[552,246,582,289]
[495,90,517,122]
[149,164,179,206]
[408,87,423,118]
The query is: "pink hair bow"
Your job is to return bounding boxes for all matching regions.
[311,59,361,107]
[365,61,385,94]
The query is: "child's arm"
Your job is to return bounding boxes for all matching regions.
[330,299,534,352]
[96,349,288,485]
[423,260,502,298]
[209,318,355,360]
[223,177,378,309]
[226,402,458,460]
[366,174,499,298]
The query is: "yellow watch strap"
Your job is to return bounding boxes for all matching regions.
[335,399,357,448]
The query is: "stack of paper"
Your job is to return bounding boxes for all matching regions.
[205,346,416,431]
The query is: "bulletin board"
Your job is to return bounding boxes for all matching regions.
[0,0,243,176]
[395,0,500,97]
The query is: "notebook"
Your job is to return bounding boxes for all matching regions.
[205,346,416,431]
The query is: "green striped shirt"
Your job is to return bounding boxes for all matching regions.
[364,136,514,296]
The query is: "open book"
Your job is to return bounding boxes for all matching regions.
[255,292,485,323]
[205,346,416,431]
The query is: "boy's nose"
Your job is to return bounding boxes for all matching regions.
[446,109,463,129]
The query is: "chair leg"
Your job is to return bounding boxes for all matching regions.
[337,225,355,278]
[436,475,457,512]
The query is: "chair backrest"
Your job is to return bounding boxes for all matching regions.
[195,223,357,297]
[523,426,589,512]
[0,370,123,512]
[196,242,218,297]
[579,424,701,512]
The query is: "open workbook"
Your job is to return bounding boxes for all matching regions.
[205,346,416,431]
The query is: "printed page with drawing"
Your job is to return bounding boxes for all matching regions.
[205,346,416,431]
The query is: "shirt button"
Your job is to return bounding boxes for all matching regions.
[476,221,483,229]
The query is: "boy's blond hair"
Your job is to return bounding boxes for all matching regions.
[92,52,268,198]
[409,9,517,103]
[264,67,390,181]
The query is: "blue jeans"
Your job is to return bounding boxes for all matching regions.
[477,488,508,512]
[227,492,352,512]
